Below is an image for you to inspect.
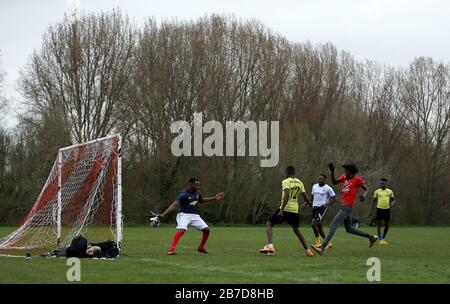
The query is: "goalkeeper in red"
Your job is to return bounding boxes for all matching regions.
[157,177,225,255]
[311,163,377,255]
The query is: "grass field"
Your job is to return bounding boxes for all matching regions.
[1,226,449,283]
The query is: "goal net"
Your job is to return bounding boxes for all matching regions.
[0,134,123,257]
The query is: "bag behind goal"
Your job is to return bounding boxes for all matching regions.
[0,134,123,257]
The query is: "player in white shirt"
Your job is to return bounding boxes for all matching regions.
[311,174,337,249]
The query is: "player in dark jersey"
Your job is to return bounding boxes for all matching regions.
[159,177,225,255]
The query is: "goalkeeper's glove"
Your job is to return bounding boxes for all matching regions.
[150,212,162,227]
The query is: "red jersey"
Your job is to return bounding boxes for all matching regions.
[337,175,365,206]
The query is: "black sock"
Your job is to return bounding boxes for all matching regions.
[383,226,389,238]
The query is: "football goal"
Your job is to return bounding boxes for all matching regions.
[0,134,123,257]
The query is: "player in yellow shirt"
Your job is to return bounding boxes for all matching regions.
[369,178,395,245]
[259,165,314,257]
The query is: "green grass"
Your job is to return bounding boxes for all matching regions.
[0,226,449,283]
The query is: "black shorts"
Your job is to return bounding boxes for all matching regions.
[268,208,300,228]
[376,208,390,221]
[312,206,328,221]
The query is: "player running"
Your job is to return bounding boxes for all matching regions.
[158,177,225,255]
[369,178,395,245]
[311,173,337,249]
[259,165,314,257]
[311,163,378,255]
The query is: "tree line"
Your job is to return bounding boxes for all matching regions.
[0,10,449,225]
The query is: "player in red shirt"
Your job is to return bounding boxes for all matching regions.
[311,163,378,255]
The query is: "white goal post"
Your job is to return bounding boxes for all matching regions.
[0,134,123,256]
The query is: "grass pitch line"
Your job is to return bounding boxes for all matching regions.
[140,257,308,283]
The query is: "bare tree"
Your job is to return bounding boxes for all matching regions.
[19,10,137,143]
[396,57,450,223]
[0,50,6,115]
[3,14,450,225]
[358,62,406,167]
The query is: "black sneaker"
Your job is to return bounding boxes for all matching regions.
[310,245,323,256]
[369,235,378,248]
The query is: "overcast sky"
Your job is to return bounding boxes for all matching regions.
[1,0,450,127]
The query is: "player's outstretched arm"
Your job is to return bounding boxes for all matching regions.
[200,192,225,203]
[160,201,178,219]
[278,189,290,216]
[328,162,340,185]
[298,193,311,212]
[325,196,337,208]
[390,196,396,208]
[359,185,369,202]
[301,192,312,207]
